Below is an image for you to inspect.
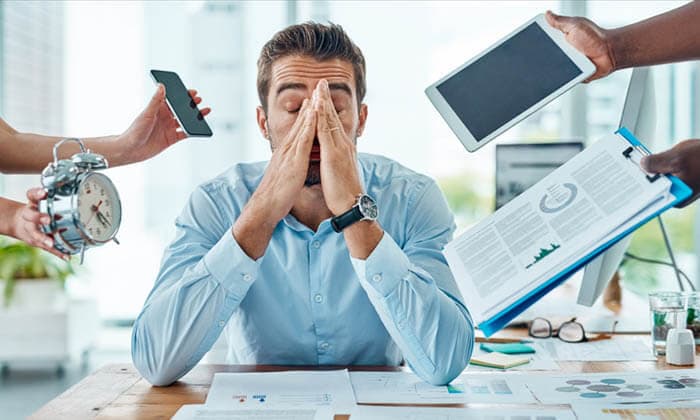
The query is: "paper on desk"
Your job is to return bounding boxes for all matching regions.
[204,370,355,410]
[350,405,576,420]
[570,401,700,419]
[523,368,700,404]
[171,405,332,420]
[537,336,655,361]
[349,371,536,404]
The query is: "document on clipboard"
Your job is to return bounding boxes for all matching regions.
[445,127,692,336]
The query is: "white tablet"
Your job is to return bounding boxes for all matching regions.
[425,14,595,152]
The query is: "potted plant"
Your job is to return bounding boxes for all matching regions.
[0,236,73,310]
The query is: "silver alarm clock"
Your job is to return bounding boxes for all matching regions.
[39,138,122,263]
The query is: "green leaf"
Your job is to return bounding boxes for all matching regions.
[0,236,75,305]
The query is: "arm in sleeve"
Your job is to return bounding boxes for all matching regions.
[131,184,260,386]
[351,180,474,385]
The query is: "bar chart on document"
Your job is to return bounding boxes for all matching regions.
[205,370,356,409]
[349,372,536,404]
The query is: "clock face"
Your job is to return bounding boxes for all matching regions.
[76,173,121,242]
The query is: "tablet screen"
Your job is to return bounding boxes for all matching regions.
[436,23,582,141]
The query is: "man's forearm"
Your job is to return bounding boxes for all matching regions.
[610,1,700,71]
[232,195,280,260]
[344,220,384,260]
[350,233,473,385]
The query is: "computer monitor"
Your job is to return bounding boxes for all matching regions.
[495,142,584,210]
[577,67,656,306]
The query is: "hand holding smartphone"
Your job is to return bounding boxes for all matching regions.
[150,69,213,137]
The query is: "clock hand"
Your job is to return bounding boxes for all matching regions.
[96,211,111,228]
[86,200,103,226]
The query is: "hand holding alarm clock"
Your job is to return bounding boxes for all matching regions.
[39,138,122,263]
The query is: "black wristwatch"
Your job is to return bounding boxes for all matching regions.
[331,194,378,233]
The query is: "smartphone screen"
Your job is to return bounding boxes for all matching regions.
[150,70,213,137]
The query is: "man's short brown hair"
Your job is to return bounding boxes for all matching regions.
[257,22,366,112]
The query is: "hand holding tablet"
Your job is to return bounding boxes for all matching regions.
[425,14,595,152]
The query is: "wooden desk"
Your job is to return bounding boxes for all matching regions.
[31,338,694,419]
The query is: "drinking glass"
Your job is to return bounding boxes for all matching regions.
[684,291,700,346]
[649,291,686,356]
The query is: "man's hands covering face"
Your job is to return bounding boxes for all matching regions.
[254,79,362,222]
[234,79,365,260]
[253,98,317,224]
[314,79,363,215]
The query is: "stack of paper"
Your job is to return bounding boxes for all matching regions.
[172,370,354,420]
[445,129,691,336]
[469,351,531,369]
[350,406,576,420]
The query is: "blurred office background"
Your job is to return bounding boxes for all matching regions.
[0,1,698,418]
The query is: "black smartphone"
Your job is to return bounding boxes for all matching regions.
[150,69,213,137]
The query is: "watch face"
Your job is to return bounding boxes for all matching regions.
[76,173,121,242]
[359,195,378,219]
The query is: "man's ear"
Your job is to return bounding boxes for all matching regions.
[356,103,368,137]
[256,106,271,140]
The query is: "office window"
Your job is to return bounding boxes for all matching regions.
[0,1,64,199]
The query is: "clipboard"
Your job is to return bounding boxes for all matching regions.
[478,127,692,336]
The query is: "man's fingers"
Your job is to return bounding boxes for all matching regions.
[315,88,334,147]
[188,89,198,97]
[641,150,680,174]
[545,10,576,34]
[200,107,211,117]
[285,98,310,145]
[297,105,316,154]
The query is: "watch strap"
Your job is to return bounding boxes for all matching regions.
[331,204,364,233]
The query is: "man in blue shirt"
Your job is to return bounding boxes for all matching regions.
[132,22,474,387]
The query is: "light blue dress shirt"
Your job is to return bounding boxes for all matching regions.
[131,153,474,386]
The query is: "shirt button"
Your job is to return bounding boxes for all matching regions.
[218,320,225,328]
[320,342,330,351]
[314,294,323,303]
[372,273,382,283]
[312,240,321,249]
[242,273,252,282]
